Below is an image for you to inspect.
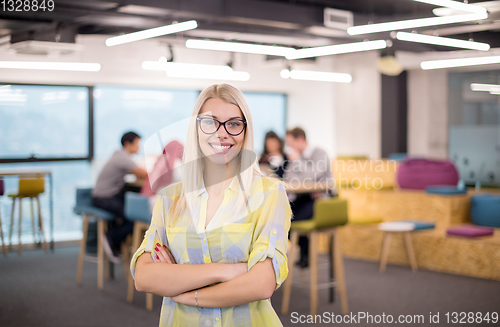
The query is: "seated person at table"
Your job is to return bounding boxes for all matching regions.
[283,127,331,268]
[259,131,289,179]
[92,131,147,261]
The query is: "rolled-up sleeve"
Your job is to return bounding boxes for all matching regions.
[247,182,292,289]
[130,195,170,279]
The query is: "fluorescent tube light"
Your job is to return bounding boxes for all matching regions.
[414,0,487,14]
[280,69,352,83]
[286,40,387,60]
[142,60,233,73]
[347,13,487,35]
[142,58,249,81]
[0,61,101,71]
[166,70,250,81]
[396,31,490,51]
[470,83,500,94]
[185,39,295,57]
[106,20,198,46]
[421,55,500,69]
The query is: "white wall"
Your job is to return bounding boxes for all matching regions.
[407,69,449,159]
[333,51,382,159]
[0,35,344,158]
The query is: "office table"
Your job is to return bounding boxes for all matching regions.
[0,169,54,251]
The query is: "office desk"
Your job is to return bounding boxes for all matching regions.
[0,169,54,251]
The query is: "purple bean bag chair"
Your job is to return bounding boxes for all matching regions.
[397,159,459,190]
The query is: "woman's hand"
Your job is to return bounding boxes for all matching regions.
[154,243,176,264]
[220,262,248,282]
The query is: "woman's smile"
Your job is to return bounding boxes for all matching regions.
[209,142,234,153]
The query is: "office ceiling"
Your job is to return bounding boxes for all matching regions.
[1,0,499,53]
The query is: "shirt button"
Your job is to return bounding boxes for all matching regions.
[272,230,277,235]
[204,257,210,263]
[215,317,220,322]
[203,238,206,242]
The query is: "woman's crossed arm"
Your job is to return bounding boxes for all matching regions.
[134,249,248,297]
[172,258,277,308]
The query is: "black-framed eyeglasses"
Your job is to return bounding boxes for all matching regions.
[196,117,247,136]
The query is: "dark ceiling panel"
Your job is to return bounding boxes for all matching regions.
[0,0,498,52]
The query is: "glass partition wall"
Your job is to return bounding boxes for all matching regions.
[448,70,500,188]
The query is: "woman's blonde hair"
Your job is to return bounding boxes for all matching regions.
[168,83,264,223]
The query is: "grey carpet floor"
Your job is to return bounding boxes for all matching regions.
[1,245,499,327]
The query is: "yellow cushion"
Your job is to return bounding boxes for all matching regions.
[290,220,316,232]
[349,216,384,224]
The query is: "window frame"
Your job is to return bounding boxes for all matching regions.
[0,82,94,164]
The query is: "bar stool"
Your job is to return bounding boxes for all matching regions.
[8,178,47,254]
[124,191,154,311]
[378,222,417,272]
[0,179,6,257]
[282,197,349,316]
[74,188,116,290]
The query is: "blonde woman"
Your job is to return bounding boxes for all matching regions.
[131,84,292,326]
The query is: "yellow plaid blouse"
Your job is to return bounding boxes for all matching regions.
[130,175,292,327]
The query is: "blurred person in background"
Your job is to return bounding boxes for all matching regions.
[140,140,184,210]
[92,131,147,262]
[284,127,331,268]
[259,131,289,179]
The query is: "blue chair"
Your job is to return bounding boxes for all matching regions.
[387,152,408,161]
[471,194,500,228]
[0,179,6,257]
[124,192,154,311]
[74,188,116,290]
[425,185,467,195]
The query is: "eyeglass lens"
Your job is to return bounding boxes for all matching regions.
[200,118,245,135]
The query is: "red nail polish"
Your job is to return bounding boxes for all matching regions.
[156,255,159,260]
[155,247,159,251]
[156,243,160,246]
[163,245,167,249]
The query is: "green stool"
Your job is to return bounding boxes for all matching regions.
[8,178,47,255]
[349,216,384,225]
[281,198,349,316]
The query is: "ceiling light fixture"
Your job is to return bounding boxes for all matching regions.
[185,39,295,56]
[347,12,487,35]
[166,70,250,81]
[0,61,101,71]
[286,40,387,60]
[280,69,352,83]
[105,20,198,46]
[142,58,250,81]
[414,0,487,14]
[470,83,500,95]
[421,55,500,69]
[395,31,490,51]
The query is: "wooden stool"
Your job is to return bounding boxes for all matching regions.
[8,178,47,254]
[282,198,349,316]
[74,188,117,290]
[127,221,153,311]
[124,192,154,311]
[378,222,417,272]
